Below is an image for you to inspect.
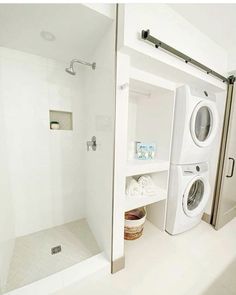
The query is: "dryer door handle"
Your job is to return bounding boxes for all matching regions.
[226,157,235,178]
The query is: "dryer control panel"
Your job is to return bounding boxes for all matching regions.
[182,162,208,175]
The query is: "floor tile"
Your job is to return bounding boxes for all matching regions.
[4,219,100,292]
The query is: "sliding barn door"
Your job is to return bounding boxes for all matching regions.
[213,80,236,229]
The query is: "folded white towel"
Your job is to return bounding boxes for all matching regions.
[138,175,158,196]
[138,175,151,187]
[126,177,142,196]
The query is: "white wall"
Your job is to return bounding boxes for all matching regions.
[0,47,86,237]
[84,24,116,260]
[112,53,130,263]
[84,3,116,20]
[228,52,236,73]
[0,66,16,292]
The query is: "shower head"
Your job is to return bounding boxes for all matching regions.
[65,66,76,75]
[65,59,96,76]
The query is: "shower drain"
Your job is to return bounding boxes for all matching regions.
[51,245,62,255]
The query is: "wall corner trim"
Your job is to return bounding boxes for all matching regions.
[202,213,211,224]
[111,256,125,274]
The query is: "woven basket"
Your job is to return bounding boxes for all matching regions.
[124,207,146,240]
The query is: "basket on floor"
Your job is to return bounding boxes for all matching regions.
[124,207,146,240]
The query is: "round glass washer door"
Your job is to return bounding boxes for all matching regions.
[190,100,218,147]
[182,176,210,217]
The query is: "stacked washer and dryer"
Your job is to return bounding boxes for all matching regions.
[166,85,219,235]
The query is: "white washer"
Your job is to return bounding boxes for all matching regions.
[166,162,210,235]
[171,85,219,164]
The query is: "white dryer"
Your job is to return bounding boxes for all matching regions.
[171,85,219,164]
[166,162,210,235]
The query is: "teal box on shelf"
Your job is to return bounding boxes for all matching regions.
[136,142,156,160]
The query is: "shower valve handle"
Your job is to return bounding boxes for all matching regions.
[87,136,97,151]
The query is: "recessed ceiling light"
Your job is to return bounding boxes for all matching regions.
[40,30,56,42]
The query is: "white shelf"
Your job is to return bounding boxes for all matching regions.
[126,159,169,176]
[125,187,167,212]
[130,67,176,92]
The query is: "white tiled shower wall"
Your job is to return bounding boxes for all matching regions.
[0,73,15,292]
[0,47,87,290]
[84,24,116,260]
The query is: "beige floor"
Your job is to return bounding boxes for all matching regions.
[54,218,236,295]
[4,219,100,293]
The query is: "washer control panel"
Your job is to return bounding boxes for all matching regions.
[182,162,208,175]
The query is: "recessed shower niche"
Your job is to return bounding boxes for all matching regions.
[49,110,73,130]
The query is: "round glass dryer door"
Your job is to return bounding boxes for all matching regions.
[182,176,210,217]
[190,100,218,147]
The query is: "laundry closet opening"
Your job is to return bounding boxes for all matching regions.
[117,62,227,269]
[114,5,228,267]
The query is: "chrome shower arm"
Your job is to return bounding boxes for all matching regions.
[70,59,96,70]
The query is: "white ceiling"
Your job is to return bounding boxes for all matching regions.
[1,4,235,69]
[0,4,112,62]
[170,4,236,56]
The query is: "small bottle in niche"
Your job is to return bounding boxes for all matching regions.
[50,121,60,130]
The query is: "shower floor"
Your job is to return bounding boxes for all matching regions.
[4,219,100,293]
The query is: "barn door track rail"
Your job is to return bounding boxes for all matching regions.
[141,29,229,84]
